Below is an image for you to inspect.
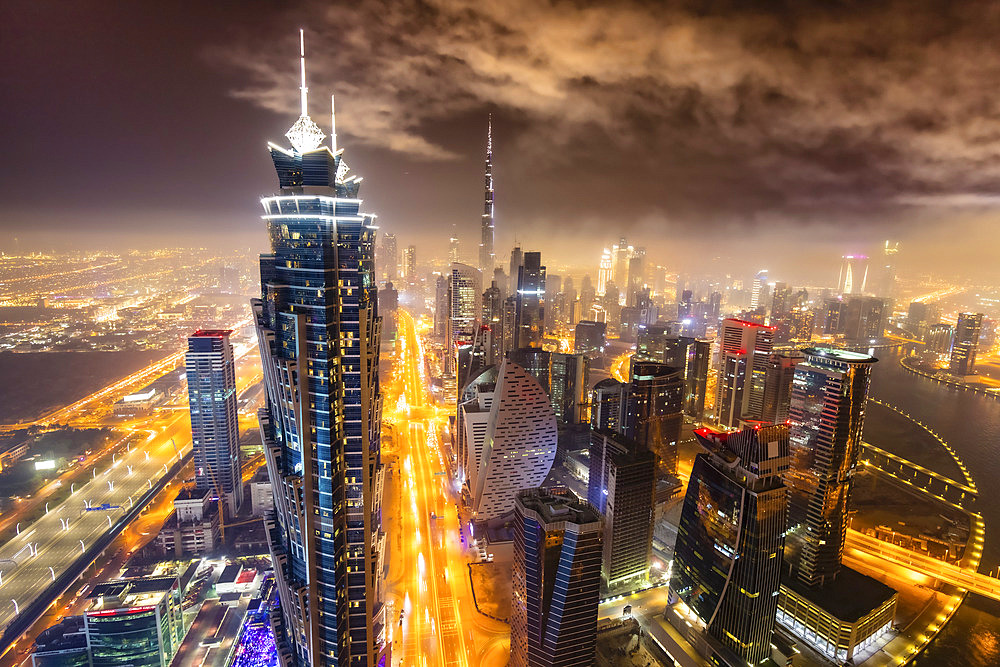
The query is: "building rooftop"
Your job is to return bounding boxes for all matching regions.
[516,487,600,526]
[783,565,896,622]
[191,329,234,338]
[218,563,243,585]
[802,347,878,364]
[87,576,177,614]
[175,487,211,502]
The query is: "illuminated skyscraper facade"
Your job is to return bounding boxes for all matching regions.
[669,425,788,666]
[511,488,602,667]
[472,359,557,521]
[597,248,612,296]
[514,251,546,348]
[252,33,386,666]
[749,269,768,310]
[716,318,774,428]
[950,312,983,376]
[624,360,683,475]
[187,329,242,516]
[837,255,868,295]
[448,263,483,380]
[784,348,876,588]
[479,118,495,274]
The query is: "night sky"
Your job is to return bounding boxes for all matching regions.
[4,0,1000,280]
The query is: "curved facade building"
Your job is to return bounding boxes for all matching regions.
[472,360,557,520]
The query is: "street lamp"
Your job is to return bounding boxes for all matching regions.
[48,566,55,581]
[79,540,85,553]
[11,599,18,615]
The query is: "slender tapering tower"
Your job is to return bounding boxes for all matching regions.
[479,116,495,275]
[253,31,386,667]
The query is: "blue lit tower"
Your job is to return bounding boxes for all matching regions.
[186,329,242,516]
[252,31,386,666]
[511,488,602,667]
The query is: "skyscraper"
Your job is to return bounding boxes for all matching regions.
[401,244,416,285]
[950,312,983,376]
[550,352,589,425]
[449,230,460,263]
[378,233,397,282]
[837,255,868,295]
[187,329,241,516]
[611,238,631,299]
[715,318,774,428]
[587,430,655,593]
[669,424,789,667]
[514,251,546,348]
[448,262,483,374]
[585,379,619,432]
[840,295,887,343]
[750,269,768,310]
[760,351,805,425]
[457,366,497,491]
[479,117,495,274]
[482,280,504,362]
[433,274,449,339]
[574,320,606,359]
[876,240,899,298]
[624,360,684,475]
[785,348,876,588]
[509,245,523,287]
[597,248,612,296]
[511,488,602,667]
[252,33,386,665]
[472,359,557,520]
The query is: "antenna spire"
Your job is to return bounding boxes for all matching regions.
[285,29,325,153]
[331,94,337,153]
[487,113,493,154]
[299,29,308,116]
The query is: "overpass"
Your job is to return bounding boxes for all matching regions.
[858,441,978,513]
[846,530,1000,602]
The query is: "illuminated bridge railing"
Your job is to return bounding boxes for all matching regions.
[846,530,1000,602]
[858,441,978,514]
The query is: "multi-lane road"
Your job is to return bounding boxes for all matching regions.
[384,310,508,667]
[0,412,190,630]
[0,321,263,648]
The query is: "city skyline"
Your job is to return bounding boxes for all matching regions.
[3,2,1000,279]
[3,6,1000,667]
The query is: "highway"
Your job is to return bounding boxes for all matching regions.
[384,311,507,667]
[845,529,1000,601]
[0,412,191,630]
[0,322,263,640]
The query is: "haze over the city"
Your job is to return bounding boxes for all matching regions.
[3,1,1000,280]
[3,4,1000,667]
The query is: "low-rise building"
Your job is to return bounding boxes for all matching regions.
[776,565,897,664]
[155,488,221,557]
[84,575,184,667]
[249,466,273,517]
[31,616,88,667]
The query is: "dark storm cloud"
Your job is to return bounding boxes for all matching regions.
[218,0,1000,225]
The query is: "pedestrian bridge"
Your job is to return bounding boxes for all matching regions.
[858,441,978,513]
